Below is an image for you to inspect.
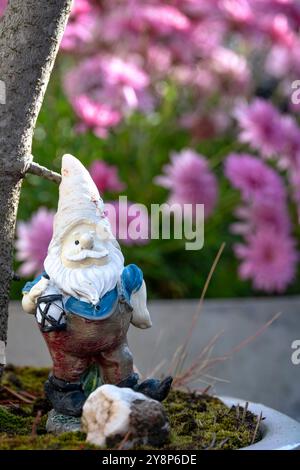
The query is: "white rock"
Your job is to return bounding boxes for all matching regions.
[81,384,169,448]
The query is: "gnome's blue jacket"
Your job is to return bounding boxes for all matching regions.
[23,264,143,321]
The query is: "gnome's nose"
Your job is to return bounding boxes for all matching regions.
[79,233,94,249]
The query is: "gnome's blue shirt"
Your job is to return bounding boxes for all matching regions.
[22,264,143,321]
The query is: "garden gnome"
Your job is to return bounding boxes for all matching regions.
[22,154,172,417]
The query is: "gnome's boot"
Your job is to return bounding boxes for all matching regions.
[135,376,173,402]
[44,374,86,417]
[118,373,173,402]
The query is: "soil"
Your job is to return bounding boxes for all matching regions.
[0,366,263,450]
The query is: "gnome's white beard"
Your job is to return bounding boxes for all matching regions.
[44,241,124,305]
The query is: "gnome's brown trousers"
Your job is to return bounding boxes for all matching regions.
[41,305,134,385]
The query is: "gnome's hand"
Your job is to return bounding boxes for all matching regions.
[29,277,49,302]
[22,277,50,315]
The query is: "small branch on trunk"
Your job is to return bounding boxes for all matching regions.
[26,161,61,184]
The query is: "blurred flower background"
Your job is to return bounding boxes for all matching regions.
[4,0,300,299]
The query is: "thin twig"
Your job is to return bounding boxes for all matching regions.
[117,431,131,450]
[176,311,281,388]
[21,390,37,400]
[26,161,61,184]
[251,411,263,444]
[242,402,248,422]
[2,385,34,404]
[147,359,167,379]
[218,437,230,449]
[205,432,217,450]
[173,243,226,376]
[225,312,281,357]
[31,410,42,437]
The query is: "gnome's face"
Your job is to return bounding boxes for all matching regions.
[61,221,110,269]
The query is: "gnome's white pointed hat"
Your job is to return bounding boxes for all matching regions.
[51,154,106,242]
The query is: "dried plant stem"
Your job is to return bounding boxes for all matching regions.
[31,410,42,437]
[242,402,249,422]
[173,311,280,388]
[205,432,217,449]
[26,161,61,184]
[251,411,263,444]
[117,431,131,450]
[2,385,34,404]
[222,312,281,358]
[172,243,226,376]
[218,437,230,449]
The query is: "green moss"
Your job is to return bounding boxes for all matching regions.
[0,407,32,435]
[3,365,49,395]
[162,390,262,450]
[0,432,96,450]
[0,367,262,450]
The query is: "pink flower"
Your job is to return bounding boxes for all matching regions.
[264,13,295,47]
[231,200,291,236]
[265,45,291,78]
[235,229,298,293]
[64,54,151,136]
[279,116,300,169]
[62,0,98,52]
[65,55,150,99]
[15,208,54,277]
[155,149,218,218]
[100,55,150,91]
[72,95,121,138]
[234,99,284,157]
[220,0,254,27]
[139,5,191,34]
[72,0,92,16]
[225,153,286,202]
[105,200,149,245]
[0,0,7,16]
[62,13,98,52]
[210,47,250,94]
[90,160,125,194]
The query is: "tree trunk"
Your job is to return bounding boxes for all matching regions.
[0,0,73,376]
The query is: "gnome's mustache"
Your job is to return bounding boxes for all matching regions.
[66,248,109,261]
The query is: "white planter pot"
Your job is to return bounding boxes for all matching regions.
[221,397,300,450]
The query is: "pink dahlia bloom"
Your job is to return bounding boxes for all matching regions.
[62,13,98,52]
[61,0,98,52]
[0,0,7,16]
[90,160,125,194]
[100,55,150,91]
[64,54,151,136]
[279,116,300,169]
[105,200,149,245]
[235,229,298,293]
[210,47,250,94]
[155,149,218,218]
[72,95,121,138]
[138,5,191,34]
[234,99,284,157]
[219,0,254,27]
[231,200,291,236]
[15,208,54,277]
[225,153,286,202]
[72,0,92,16]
